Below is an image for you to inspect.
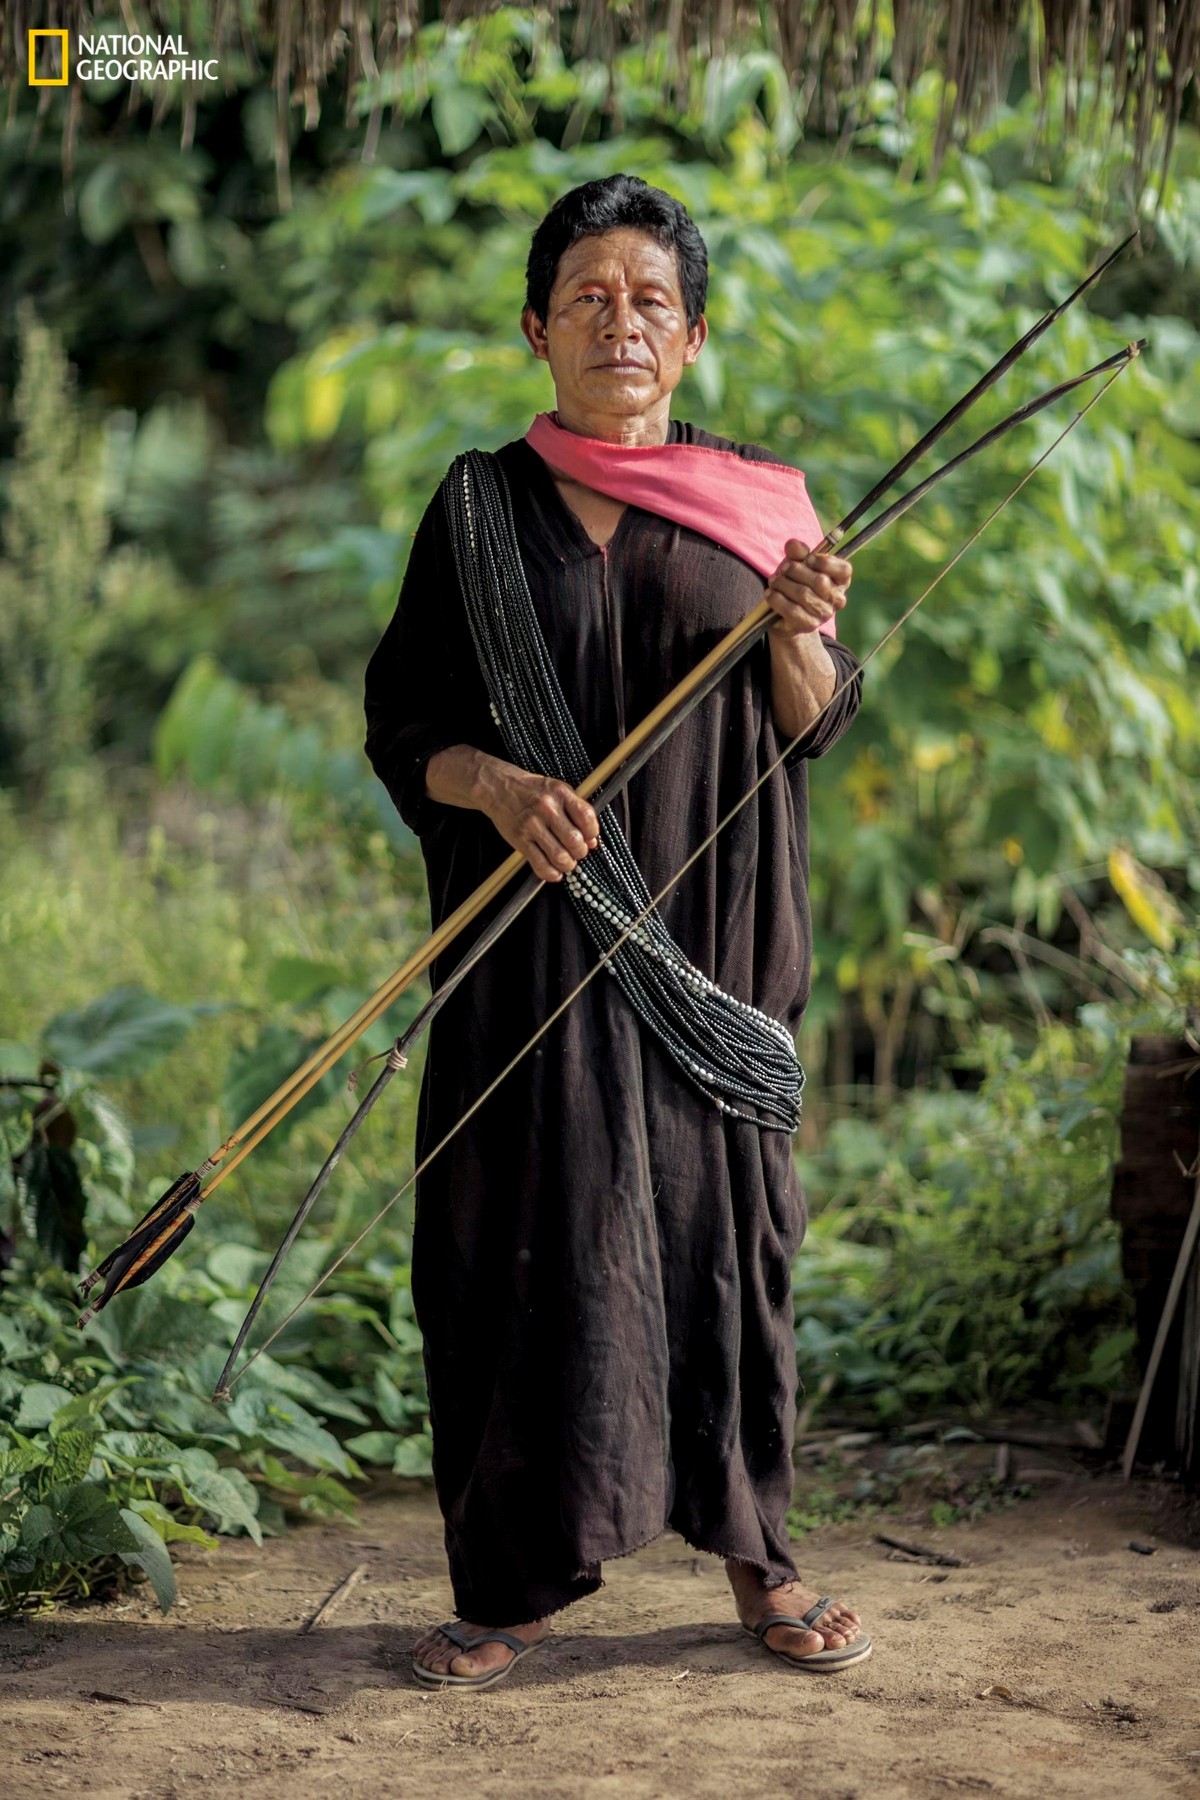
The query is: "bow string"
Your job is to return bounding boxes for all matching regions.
[74,234,1143,1379]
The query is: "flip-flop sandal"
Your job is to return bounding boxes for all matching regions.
[411,1619,547,1690]
[744,1596,874,1672]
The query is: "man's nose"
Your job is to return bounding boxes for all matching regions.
[601,295,641,338]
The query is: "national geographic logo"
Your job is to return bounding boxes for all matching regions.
[27,29,220,85]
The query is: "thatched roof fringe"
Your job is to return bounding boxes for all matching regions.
[6,2,1197,205]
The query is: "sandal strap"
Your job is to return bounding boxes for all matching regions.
[802,1595,836,1630]
[753,1597,836,1639]
[438,1620,529,1655]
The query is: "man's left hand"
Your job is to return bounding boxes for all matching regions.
[764,539,852,635]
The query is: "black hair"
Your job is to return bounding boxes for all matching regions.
[524,174,708,328]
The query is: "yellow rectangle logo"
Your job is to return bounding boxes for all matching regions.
[29,28,69,85]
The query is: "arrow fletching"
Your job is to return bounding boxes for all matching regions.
[76,1169,203,1326]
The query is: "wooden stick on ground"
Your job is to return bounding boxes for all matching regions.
[1122,1154,1200,1481]
[874,1534,964,1568]
[299,1564,368,1634]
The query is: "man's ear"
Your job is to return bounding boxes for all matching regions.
[521,306,550,362]
[683,315,709,367]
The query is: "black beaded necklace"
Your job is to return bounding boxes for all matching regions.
[442,448,804,1133]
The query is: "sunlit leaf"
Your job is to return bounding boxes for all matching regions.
[1108,847,1181,950]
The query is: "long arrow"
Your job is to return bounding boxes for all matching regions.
[215,346,1143,1398]
[207,337,1144,1393]
[77,236,1138,1332]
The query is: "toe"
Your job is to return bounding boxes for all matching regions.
[414,1628,458,1675]
[765,1624,825,1657]
[450,1643,507,1679]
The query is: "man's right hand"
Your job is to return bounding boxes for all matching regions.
[425,747,600,883]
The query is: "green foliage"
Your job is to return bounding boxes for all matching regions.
[153,653,414,847]
[0,304,110,807]
[175,83,1200,1073]
[0,856,433,1616]
[0,1248,436,1618]
[791,986,1168,1425]
[1,983,225,1270]
[42,985,225,1080]
[788,1438,1037,1541]
[1,13,1199,1617]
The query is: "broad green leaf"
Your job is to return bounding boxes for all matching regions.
[47,1383,127,1434]
[0,1439,49,1479]
[431,83,492,156]
[392,1434,433,1478]
[249,1358,370,1425]
[226,1389,358,1476]
[119,1507,178,1612]
[265,956,344,1006]
[343,1430,398,1465]
[256,1456,357,1520]
[0,1317,34,1361]
[43,985,209,1078]
[44,1483,139,1559]
[0,1041,41,1082]
[179,1468,263,1544]
[78,161,130,243]
[275,1413,357,1476]
[99,1430,193,1470]
[14,1383,73,1429]
[20,1504,56,1550]
[47,1430,99,1486]
[127,1498,218,1549]
[205,1243,268,1292]
[222,1024,340,1142]
[373,1366,419,1430]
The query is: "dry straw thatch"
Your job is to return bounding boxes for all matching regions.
[6,1,1198,203]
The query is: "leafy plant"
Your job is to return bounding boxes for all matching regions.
[789,950,1198,1427]
[0,976,433,1620]
[0,1260,380,1618]
[1,985,224,1273]
[153,655,414,848]
[2,16,1198,1623]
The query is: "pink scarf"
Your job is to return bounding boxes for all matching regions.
[524,411,836,639]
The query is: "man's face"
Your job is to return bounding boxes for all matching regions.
[521,227,707,427]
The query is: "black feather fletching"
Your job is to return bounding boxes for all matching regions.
[77,1170,202,1326]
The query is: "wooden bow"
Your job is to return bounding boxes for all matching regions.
[76,235,1141,1369]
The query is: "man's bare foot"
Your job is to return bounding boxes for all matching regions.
[411,1616,549,1681]
[725,1559,862,1660]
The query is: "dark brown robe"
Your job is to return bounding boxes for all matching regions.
[363,422,864,1624]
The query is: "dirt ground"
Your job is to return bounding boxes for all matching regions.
[3,1453,1199,1800]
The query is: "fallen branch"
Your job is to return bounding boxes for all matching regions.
[874,1533,964,1568]
[299,1563,368,1634]
[81,1690,162,1709]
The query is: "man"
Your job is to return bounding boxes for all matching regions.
[363,174,869,1688]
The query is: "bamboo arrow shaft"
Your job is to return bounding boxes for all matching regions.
[202,340,1146,1200]
[215,349,1142,1393]
[208,341,1145,1390]
[78,236,1143,1328]
[191,241,1140,1188]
